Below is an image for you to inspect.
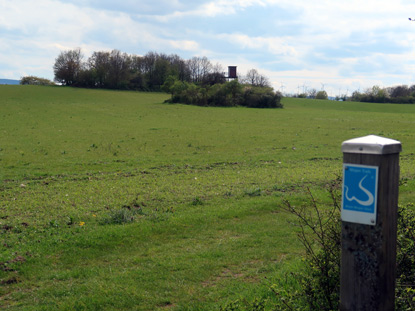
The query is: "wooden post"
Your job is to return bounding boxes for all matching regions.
[340,135,401,311]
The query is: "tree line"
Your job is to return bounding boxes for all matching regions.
[50,48,283,108]
[350,85,415,104]
[52,48,271,91]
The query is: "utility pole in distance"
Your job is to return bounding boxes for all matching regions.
[340,135,401,311]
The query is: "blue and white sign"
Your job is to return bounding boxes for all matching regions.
[341,164,379,225]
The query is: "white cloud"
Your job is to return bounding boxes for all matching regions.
[219,33,299,57]
[169,40,200,51]
[152,0,267,21]
[2,0,415,94]
[201,0,266,16]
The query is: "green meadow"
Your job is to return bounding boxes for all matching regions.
[1,86,415,310]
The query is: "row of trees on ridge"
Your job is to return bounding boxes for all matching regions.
[22,47,415,106]
[290,84,415,103]
[350,85,415,104]
[51,48,282,108]
[52,48,271,91]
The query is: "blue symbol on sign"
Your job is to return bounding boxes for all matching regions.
[344,175,374,207]
[342,165,378,214]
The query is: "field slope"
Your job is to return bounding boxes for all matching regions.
[1,86,415,309]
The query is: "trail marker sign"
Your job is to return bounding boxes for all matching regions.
[341,164,378,225]
[340,135,401,310]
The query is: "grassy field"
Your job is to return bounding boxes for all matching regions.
[1,86,415,310]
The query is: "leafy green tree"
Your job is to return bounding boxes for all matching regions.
[149,57,169,89]
[351,90,363,102]
[316,90,328,100]
[161,75,177,94]
[371,85,388,99]
[172,80,190,94]
[207,83,231,106]
[162,76,192,103]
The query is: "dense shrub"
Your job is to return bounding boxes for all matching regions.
[388,96,415,104]
[241,86,283,108]
[163,77,283,109]
[316,90,328,100]
[20,76,55,86]
[350,84,415,104]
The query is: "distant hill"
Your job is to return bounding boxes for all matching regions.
[0,79,20,85]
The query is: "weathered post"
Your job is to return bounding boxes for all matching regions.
[340,135,401,311]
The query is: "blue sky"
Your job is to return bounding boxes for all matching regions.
[2,0,415,96]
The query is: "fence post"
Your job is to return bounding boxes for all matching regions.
[340,135,401,311]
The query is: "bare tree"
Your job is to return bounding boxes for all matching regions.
[187,56,212,83]
[88,51,110,87]
[108,50,131,88]
[142,51,158,75]
[53,48,83,85]
[308,88,317,99]
[130,55,144,73]
[212,62,224,75]
[199,56,212,81]
[242,69,270,87]
[389,85,410,98]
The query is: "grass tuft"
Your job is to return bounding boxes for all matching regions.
[244,187,263,197]
[100,206,145,225]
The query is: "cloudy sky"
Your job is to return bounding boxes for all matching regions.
[2,0,415,95]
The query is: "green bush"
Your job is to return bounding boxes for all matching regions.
[241,86,283,108]
[164,77,283,109]
[20,76,55,86]
[316,90,328,100]
[207,83,234,107]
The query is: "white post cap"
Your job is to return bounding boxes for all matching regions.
[342,135,402,155]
